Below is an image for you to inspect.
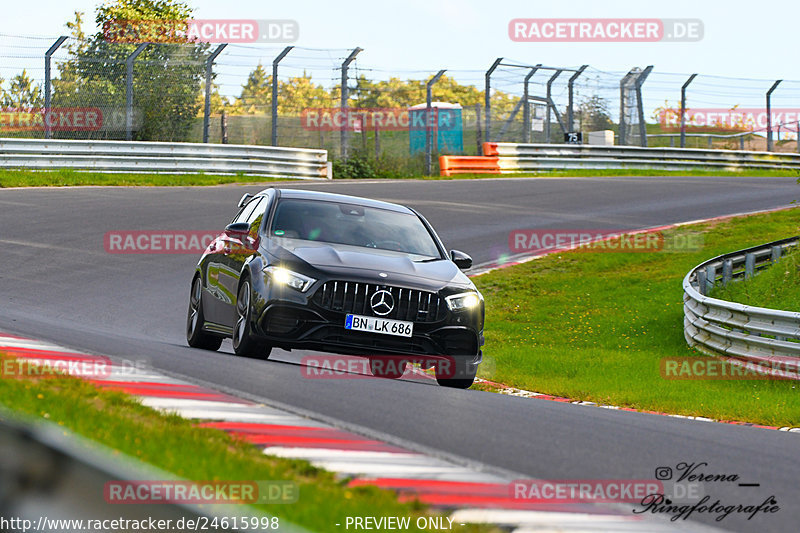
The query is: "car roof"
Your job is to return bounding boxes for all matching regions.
[260,188,414,214]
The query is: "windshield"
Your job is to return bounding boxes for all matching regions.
[270,198,442,258]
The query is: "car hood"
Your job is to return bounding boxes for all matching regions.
[265,239,470,290]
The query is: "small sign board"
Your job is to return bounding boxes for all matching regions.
[564,132,583,144]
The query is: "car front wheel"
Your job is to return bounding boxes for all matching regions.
[232,278,272,359]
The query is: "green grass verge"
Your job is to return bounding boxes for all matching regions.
[0,353,493,532]
[1,167,798,188]
[711,248,800,310]
[472,208,800,427]
[0,169,290,188]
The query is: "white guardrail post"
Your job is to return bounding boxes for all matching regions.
[0,138,330,180]
[682,236,800,377]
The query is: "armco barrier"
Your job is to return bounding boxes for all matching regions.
[0,138,331,179]
[0,411,293,531]
[683,236,800,377]
[439,155,499,176]
[439,142,800,175]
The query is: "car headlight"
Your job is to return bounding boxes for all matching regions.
[264,266,316,292]
[445,291,481,312]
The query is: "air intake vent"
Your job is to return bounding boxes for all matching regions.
[313,281,445,323]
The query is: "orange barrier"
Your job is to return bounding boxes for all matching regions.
[482,142,500,156]
[438,155,500,176]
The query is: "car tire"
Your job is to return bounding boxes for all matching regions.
[369,356,407,379]
[436,353,478,389]
[232,278,272,359]
[186,276,223,351]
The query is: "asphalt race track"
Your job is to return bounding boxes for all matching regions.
[1,175,799,532]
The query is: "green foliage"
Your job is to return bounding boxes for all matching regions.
[332,156,378,179]
[473,209,800,426]
[1,70,42,108]
[712,247,800,310]
[577,95,614,132]
[236,67,331,114]
[53,1,207,141]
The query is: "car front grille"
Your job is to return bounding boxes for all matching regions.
[313,281,446,323]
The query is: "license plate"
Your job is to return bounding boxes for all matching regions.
[345,314,413,337]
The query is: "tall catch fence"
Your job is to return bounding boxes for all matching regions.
[2,32,800,174]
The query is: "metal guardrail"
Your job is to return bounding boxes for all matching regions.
[483,142,800,172]
[683,237,800,374]
[0,138,332,179]
[0,412,236,530]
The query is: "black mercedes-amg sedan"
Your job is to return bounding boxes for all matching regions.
[186,188,484,388]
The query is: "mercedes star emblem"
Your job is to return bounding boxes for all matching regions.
[370,289,395,316]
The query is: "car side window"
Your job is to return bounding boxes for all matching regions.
[233,197,262,225]
[247,197,267,226]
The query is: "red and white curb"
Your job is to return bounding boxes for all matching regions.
[0,333,719,532]
[474,377,800,434]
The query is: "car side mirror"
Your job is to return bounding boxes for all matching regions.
[225,222,250,237]
[450,250,472,270]
[237,193,253,208]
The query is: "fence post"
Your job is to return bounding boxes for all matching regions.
[203,44,227,144]
[271,46,293,146]
[766,80,782,152]
[522,65,541,143]
[125,43,148,141]
[567,65,587,133]
[771,245,782,263]
[744,253,755,279]
[635,65,653,147]
[705,265,716,293]
[425,69,446,176]
[44,36,68,140]
[680,73,698,149]
[484,58,503,143]
[697,270,707,296]
[545,70,563,143]
[374,120,380,159]
[475,104,482,155]
[340,47,362,160]
[220,110,228,144]
[618,69,638,146]
[722,259,733,286]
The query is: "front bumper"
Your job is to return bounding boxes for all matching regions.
[253,300,483,358]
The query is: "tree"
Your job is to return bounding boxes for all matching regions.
[54,0,208,141]
[238,64,271,113]
[236,68,330,114]
[578,95,614,131]
[2,70,42,108]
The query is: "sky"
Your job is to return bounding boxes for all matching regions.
[1,0,799,116]
[1,0,796,78]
